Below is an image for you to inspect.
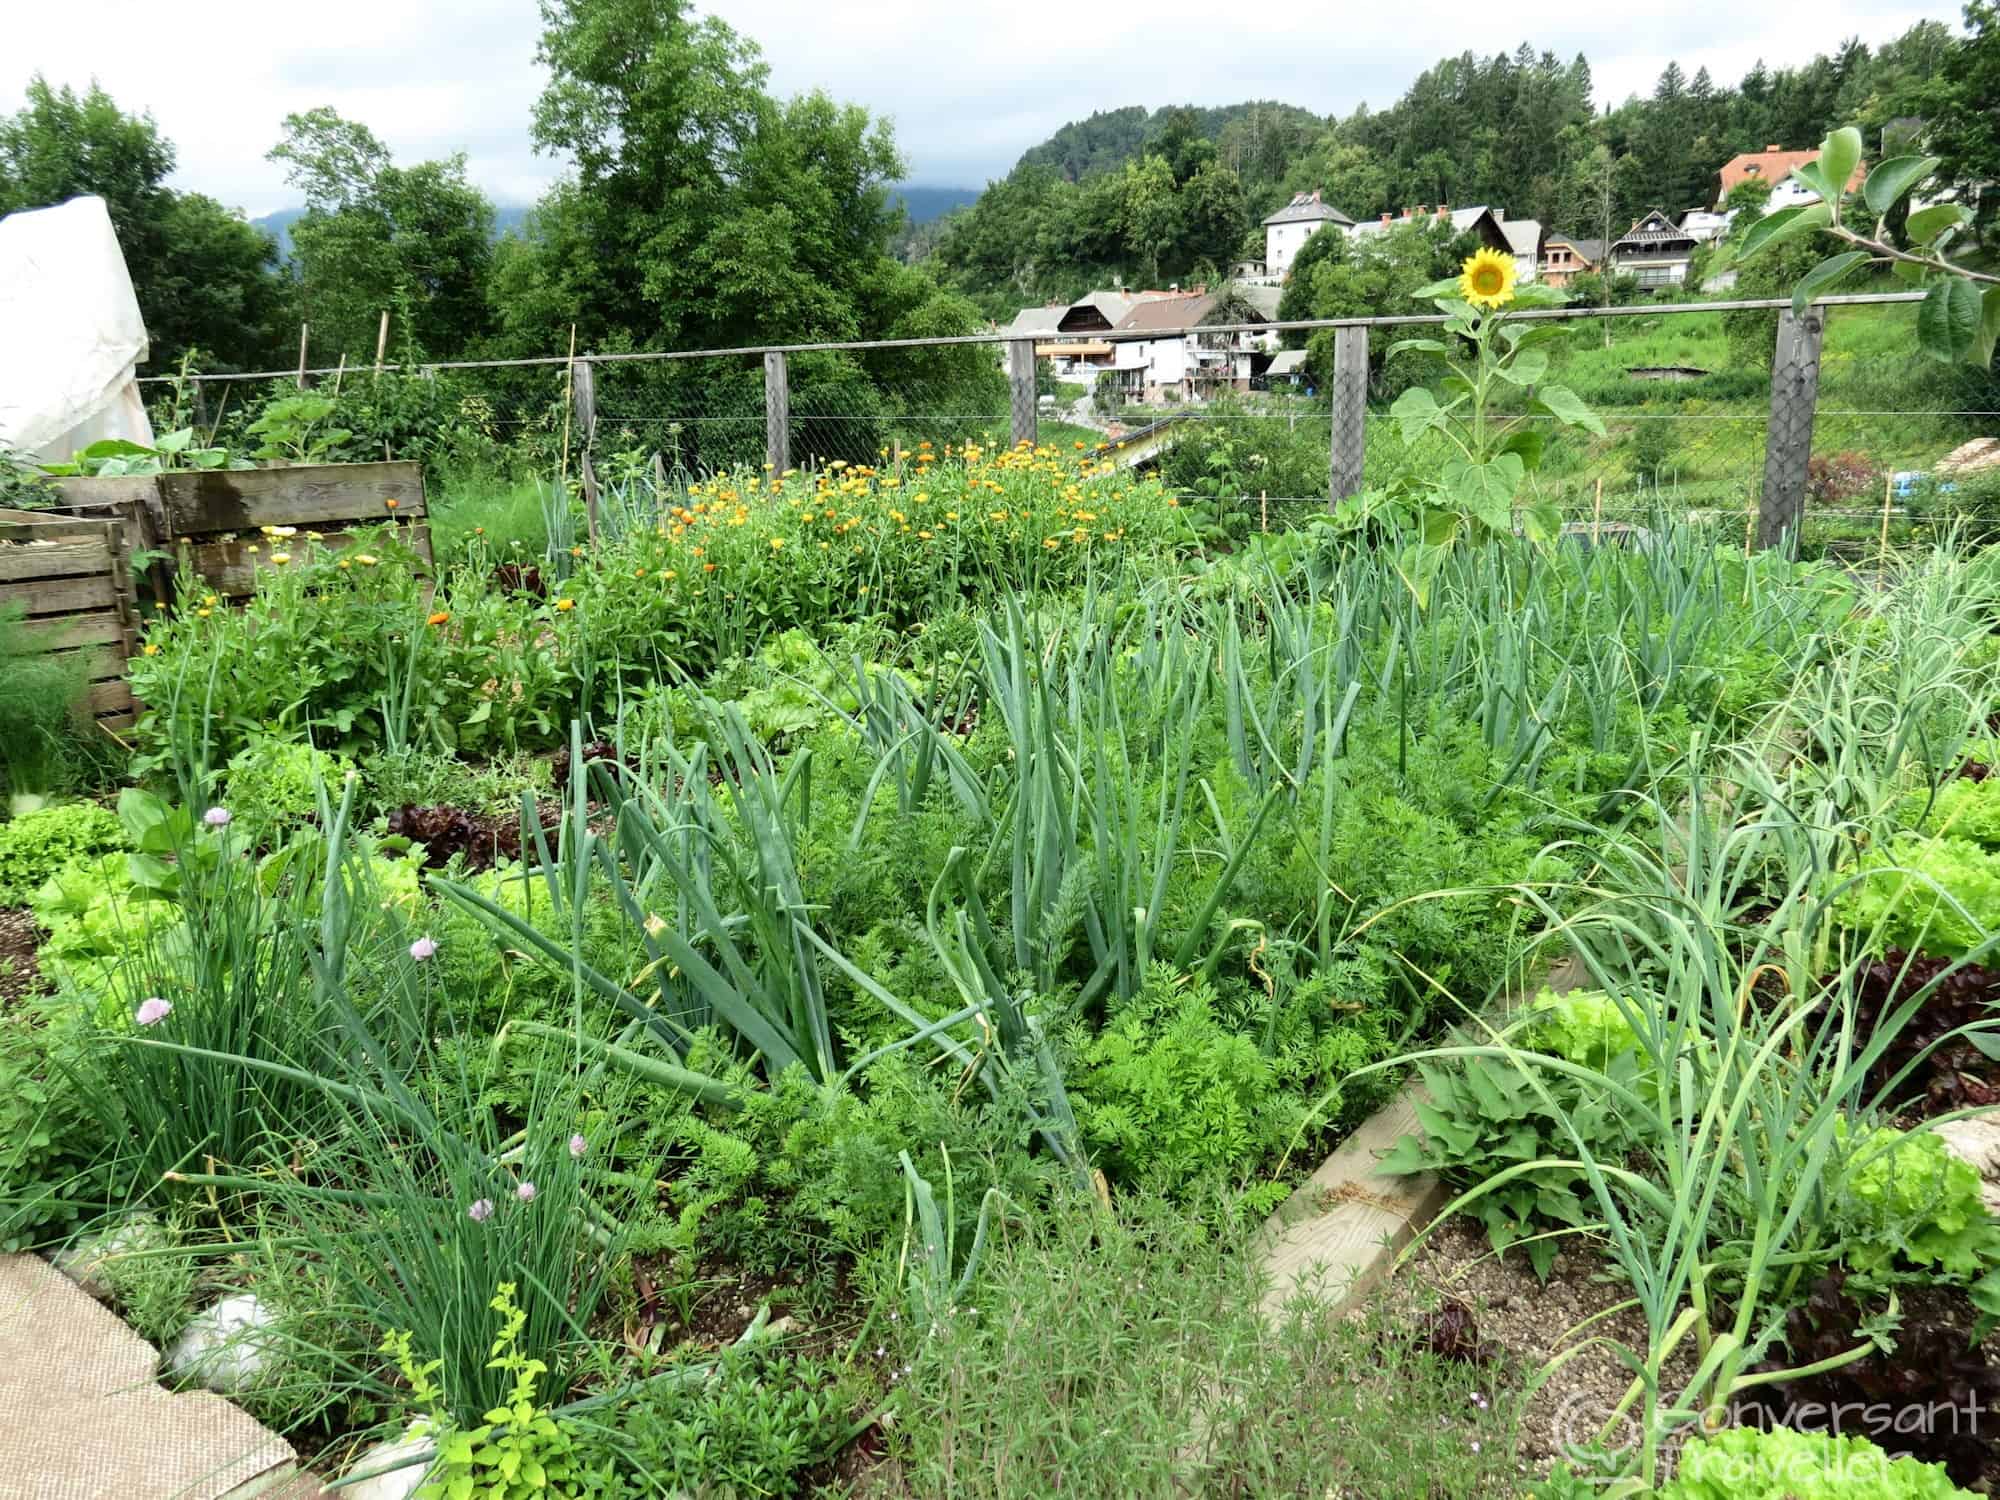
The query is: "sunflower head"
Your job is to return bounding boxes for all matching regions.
[1458,247,1517,310]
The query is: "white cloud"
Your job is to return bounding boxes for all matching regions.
[2,0,1950,214]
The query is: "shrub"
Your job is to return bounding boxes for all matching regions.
[1808,450,1882,506]
[0,801,124,906]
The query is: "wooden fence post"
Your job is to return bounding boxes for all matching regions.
[295,324,310,389]
[764,351,790,474]
[1756,306,1826,552]
[1007,340,1038,451]
[1328,324,1368,506]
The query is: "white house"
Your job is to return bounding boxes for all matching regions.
[1263,192,1353,280]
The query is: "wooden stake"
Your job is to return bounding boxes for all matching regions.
[1592,477,1603,546]
[1260,489,1268,534]
[1878,470,1895,572]
[295,324,310,389]
[331,354,347,397]
[374,311,390,375]
[557,324,578,494]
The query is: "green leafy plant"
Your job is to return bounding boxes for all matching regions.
[1735,124,1999,367]
[223,737,354,831]
[244,394,354,466]
[0,801,124,906]
[1382,1050,1653,1276]
[1660,1425,1977,1499]
[1363,258,1604,599]
[1829,1122,2000,1291]
[389,1283,618,1500]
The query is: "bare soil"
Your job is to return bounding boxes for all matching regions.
[0,908,45,1007]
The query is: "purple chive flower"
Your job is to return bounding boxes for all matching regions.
[516,1181,537,1203]
[135,997,172,1026]
[408,936,438,962]
[568,1134,588,1159]
[467,1198,495,1224]
[202,806,232,828]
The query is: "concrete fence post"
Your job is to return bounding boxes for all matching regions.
[1756,306,1826,551]
[1329,324,1368,506]
[763,350,790,474]
[1007,339,1038,451]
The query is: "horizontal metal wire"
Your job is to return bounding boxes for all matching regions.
[136,291,1930,384]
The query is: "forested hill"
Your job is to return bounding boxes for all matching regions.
[924,23,1991,317]
[1014,102,1326,183]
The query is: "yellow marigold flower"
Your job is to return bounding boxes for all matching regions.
[142,643,160,656]
[1458,247,1516,310]
[246,544,260,555]
[1043,538,1060,550]
[858,585,869,595]
[155,601,166,610]
[355,554,379,566]
[197,607,213,617]
[917,529,932,540]
[271,552,291,565]
[660,569,677,580]
[555,598,576,611]
[427,611,451,627]
[946,510,959,521]
[769,537,784,550]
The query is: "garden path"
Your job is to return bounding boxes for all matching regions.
[0,1254,320,1500]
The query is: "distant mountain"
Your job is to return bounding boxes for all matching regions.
[1014,101,1325,181]
[250,203,533,260]
[894,185,979,224]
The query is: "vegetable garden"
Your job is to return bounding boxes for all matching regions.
[6,217,2000,1499]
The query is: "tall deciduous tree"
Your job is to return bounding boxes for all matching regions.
[269,107,496,360]
[0,78,285,370]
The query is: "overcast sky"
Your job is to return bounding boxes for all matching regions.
[3,0,1957,217]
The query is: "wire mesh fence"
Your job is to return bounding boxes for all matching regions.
[133,293,1999,557]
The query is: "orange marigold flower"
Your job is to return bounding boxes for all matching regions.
[384,498,399,509]
[704,562,717,572]
[427,611,451,627]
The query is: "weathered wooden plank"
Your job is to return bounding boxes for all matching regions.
[15,613,124,651]
[37,644,128,683]
[45,475,160,520]
[95,713,136,733]
[83,679,134,714]
[0,574,118,615]
[0,539,114,583]
[155,462,425,534]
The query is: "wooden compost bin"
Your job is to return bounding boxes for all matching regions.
[0,509,139,731]
[50,459,430,604]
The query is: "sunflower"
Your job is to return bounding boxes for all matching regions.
[1458,247,1516,310]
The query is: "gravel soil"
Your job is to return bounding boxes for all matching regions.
[1401,1218,1699,1480]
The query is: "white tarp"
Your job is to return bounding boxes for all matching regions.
[0,195,154,464]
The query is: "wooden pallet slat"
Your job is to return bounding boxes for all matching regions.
[155,462,425,533]
[0,538,115,583]
[0,574,119,615]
